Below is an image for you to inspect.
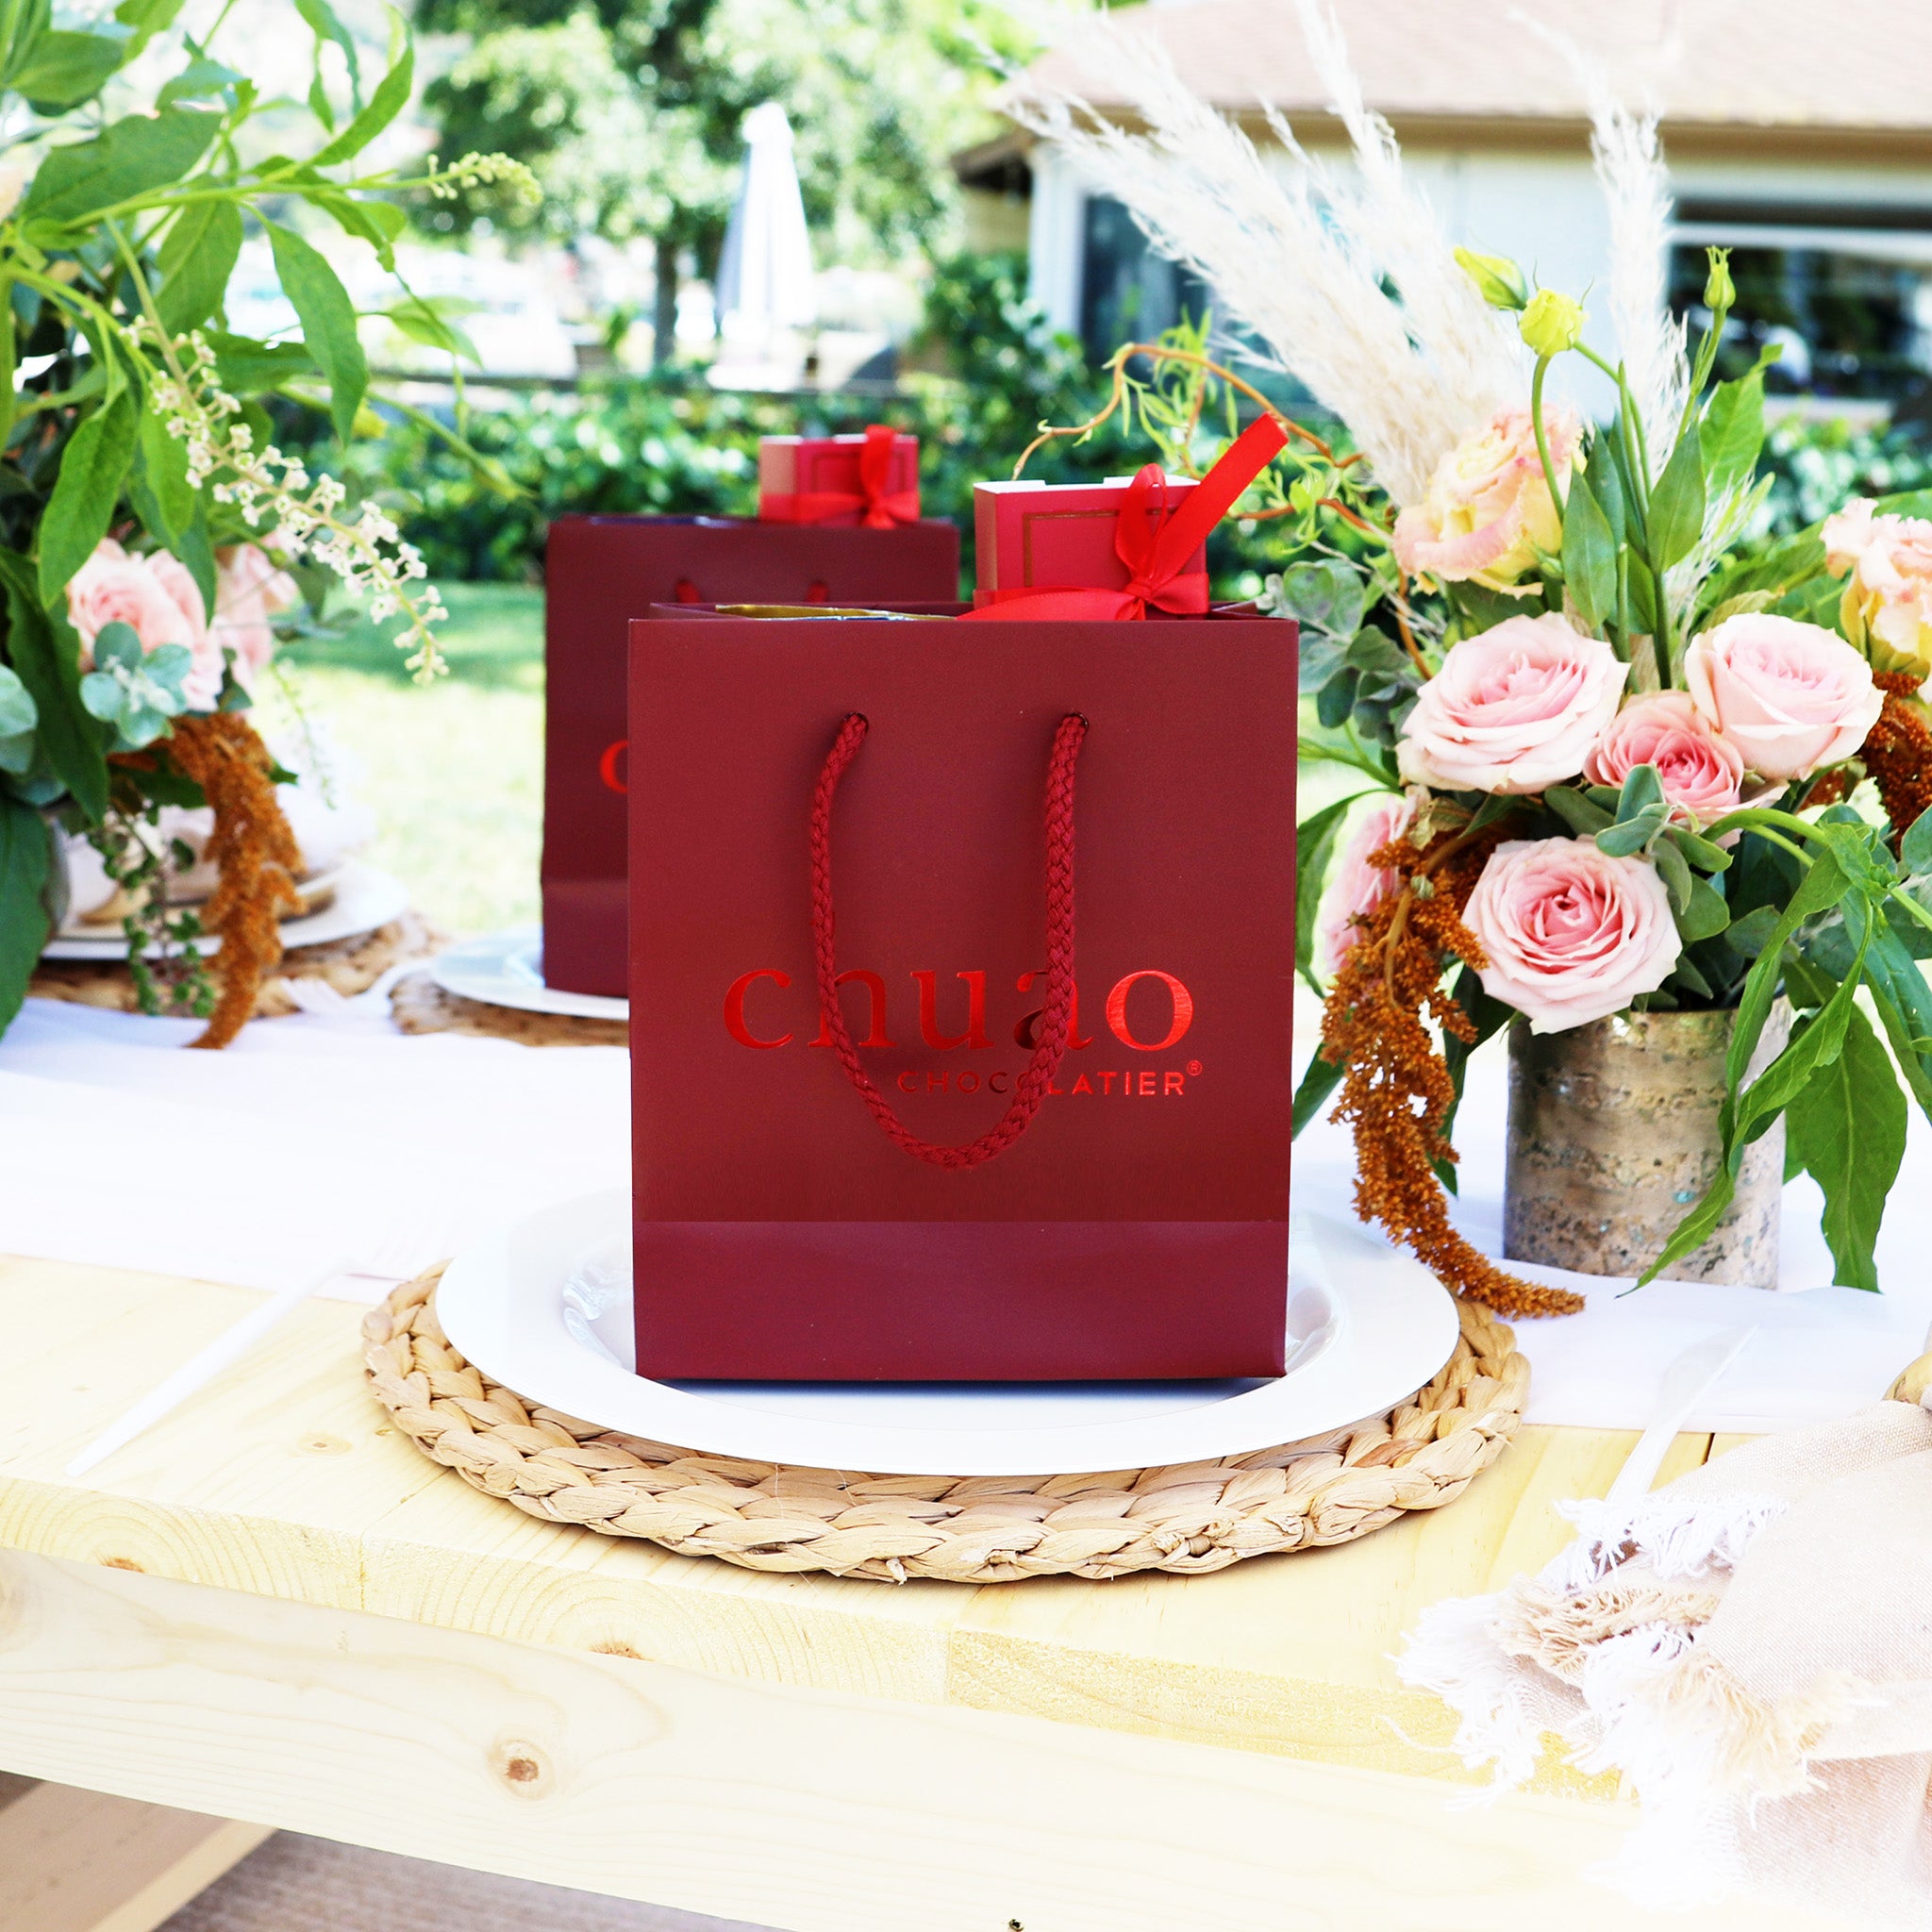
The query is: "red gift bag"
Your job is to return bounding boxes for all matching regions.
[541,514,959,996]
[627,612,1300,1382]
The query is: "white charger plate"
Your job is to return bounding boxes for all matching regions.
[430,925,628,1021]
[42,859,409,960]
[433,1190,1460,1477]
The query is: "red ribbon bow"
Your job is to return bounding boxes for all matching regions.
[961,414,1290,623]
[780,424,920,528]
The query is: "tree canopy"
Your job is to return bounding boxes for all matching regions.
[416,0,1032,357]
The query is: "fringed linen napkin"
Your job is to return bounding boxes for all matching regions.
[1400,1392,1932,1923]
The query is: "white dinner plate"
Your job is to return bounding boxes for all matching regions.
[430,925,629,1021]
[433,1190,1461,1476]
[41,859,410,960]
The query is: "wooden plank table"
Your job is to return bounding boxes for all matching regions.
[0,1254,1856,1931]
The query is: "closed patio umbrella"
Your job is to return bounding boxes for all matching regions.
[711,101,815,383]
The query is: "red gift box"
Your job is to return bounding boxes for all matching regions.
[973,473,1204,606]
[542,515,958,997]
[627,610,1300,1382]
[969,416,1288,620]
[758,425,920,526]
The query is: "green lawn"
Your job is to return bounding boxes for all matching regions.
[256,582,546,938]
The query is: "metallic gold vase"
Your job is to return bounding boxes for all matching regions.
[1503,1004,1790,1288]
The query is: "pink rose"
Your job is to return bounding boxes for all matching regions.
[66,539,222,711]
[1314,790,1417,980]
[1392,408,1583,591]
[213,543,298,691]
[1463,837,1681,1033]
[1582,691,1744,826]
[1684,614,1883,782]
[1397,613,1627,793]
[1823,496,1932,676]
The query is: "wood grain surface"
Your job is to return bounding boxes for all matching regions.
[0,1548,1857,1932]
[0,1252,1718,1790]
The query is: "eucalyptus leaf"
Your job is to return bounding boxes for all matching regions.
[1544,785,1613,836]
[1614,762,1667,823]
[1273,557,1367,644]
[1315,667,1357,730]
[1724,904,1781,958]
[1666,824,1733,874]
[1344,625,1409,680]
[1675,874,1731,942]
[1596,804,1669,858]
[1653,833,1693,911]
[0,663,35,740]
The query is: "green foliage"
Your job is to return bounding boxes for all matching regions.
[414,0,1029,355]
[1292,790,1367,993]
[0,792,49,1034]
[1784,954,1906,1292]
[0,0,523,1035]
[318,252,1127,589]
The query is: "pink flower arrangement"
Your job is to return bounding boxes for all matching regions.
[1397,613,1626,794]
[1583,691,1744,826]
[1392,408,1583,591]
[212,543,298,691]
[1314,790,1417,980]
[66,538,222,710]
[1462,837,1682,1032]
[1822,497,1932,676]
[1683,614,1884,783]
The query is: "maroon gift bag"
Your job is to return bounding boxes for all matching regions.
[628,613,1299,1382]
[541,515,959,995]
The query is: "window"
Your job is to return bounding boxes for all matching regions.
[1670,200,1932,401]
[1079,195,1211,357]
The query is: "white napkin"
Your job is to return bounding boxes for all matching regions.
[5,987,1927,1432]
[1295,1031,1932,1430]
[0,994,630,1299]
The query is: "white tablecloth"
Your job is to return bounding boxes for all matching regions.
[2,991,1925,1434]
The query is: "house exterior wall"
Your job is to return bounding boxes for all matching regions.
[1026,131,1932,414]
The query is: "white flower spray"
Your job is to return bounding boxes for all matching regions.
[134,321,450,679]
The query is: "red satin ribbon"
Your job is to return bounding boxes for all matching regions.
[961,413,1290,623]
[769,424,919,528]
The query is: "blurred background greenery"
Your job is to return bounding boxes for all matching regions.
[235,0,1932,939]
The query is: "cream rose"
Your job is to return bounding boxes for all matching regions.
[1397,613,1626,794]
[213,543,299,691]
[1684,613,1883,782]
[1823,496,1932,676]
[1582,691,1744,826]
[1392,408,1582,591]
[1463,838,1681,1033]
[66,539,222,711]
[1313,790,1417,980]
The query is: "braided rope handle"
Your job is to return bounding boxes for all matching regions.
[809,710,1087,1169]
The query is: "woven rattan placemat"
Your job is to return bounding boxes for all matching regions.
[388,971,628,1047]
[31,913,447,1019]
[362,1265,1527,1584]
